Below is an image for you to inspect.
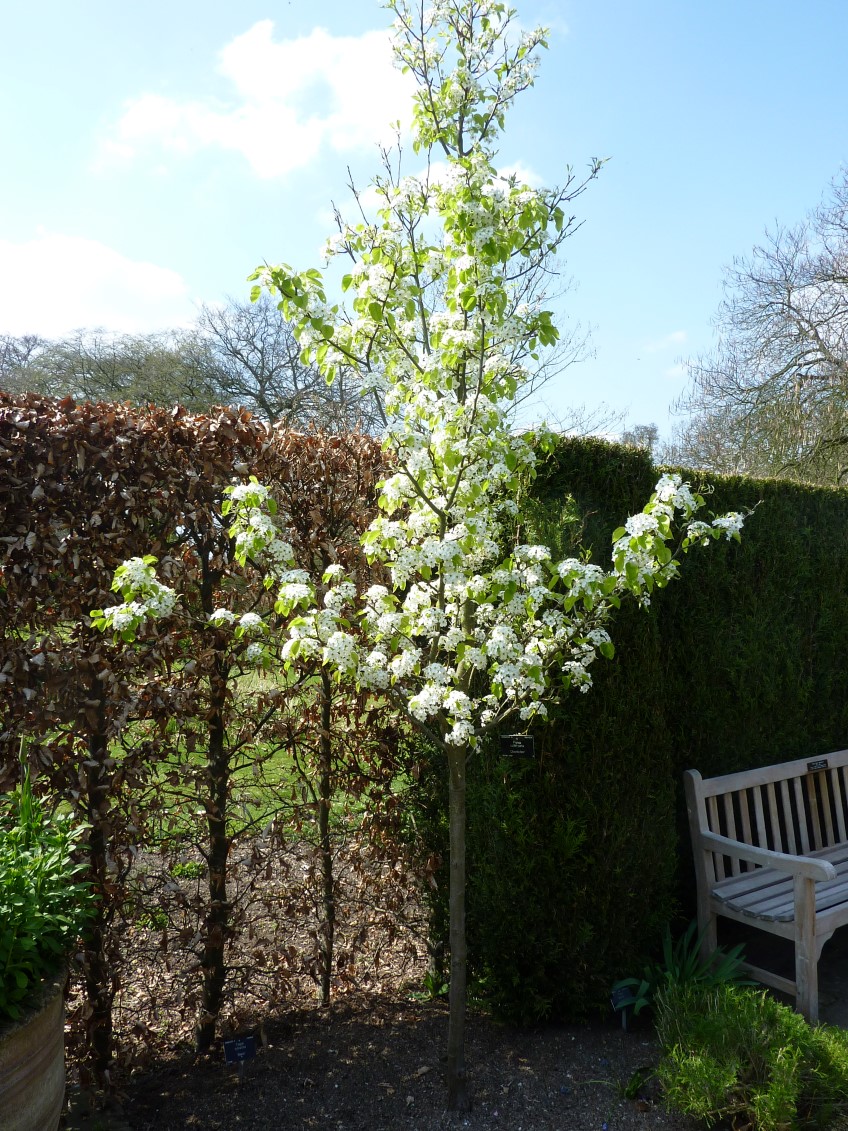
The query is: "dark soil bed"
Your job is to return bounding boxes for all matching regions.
[61,836,703,1130]
[69,993,699,1131]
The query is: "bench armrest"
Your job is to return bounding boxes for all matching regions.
[699,831,837,883]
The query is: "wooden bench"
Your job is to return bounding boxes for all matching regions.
[684,750,848,1022]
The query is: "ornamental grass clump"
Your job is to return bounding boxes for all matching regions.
[655,983,848,1130]
[612,919,753,1019]
[0,767,94,1022]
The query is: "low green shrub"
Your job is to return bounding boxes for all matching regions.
[0,768,94,1021]
[655,983,848,1129]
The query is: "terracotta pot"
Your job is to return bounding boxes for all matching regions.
[0,972,66,1131]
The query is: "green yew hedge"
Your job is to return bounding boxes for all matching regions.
[414,436,848,1022]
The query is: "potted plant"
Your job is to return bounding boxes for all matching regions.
[0,763,94,1131]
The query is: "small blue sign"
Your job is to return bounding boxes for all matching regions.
[224,1035,257,1065]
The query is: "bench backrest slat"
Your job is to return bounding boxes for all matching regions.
[817,770,834,846]
[833,768,848,844]
[723,793,740,876]
[753,786,767,849]
[794,777,811,854]
[766,781,783,852]
[685,751,848,890]
[739,787,754,847]
[707,795,724,879]
[782,778,798,855]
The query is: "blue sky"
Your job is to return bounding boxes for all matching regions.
[2,0,847,440]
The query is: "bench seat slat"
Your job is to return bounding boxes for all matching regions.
[713,845,848,923]
[719,878,848,922]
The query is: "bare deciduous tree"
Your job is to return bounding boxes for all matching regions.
[0,328,220,409]
[192,294,383,430]
[670,170,848,483]
[620,421,659,455]
[0,333,49,392]
[0,299,384,432]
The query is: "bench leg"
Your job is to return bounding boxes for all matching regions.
[696,890,717,960]
[794,875,818,1024]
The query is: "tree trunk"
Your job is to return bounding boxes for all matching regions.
[83,728,115,1086]
[446,744,470,1111]
[196,663,230,1052]
[317,669,335,1008]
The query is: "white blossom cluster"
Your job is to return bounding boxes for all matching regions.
[99,1,747,753]
[220,451,737,747]
[711,512,745,539]
[93,556,177,640]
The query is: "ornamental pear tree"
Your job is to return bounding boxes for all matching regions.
[95,0,746,1110]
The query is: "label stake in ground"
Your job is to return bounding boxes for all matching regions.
[224,1035,257,1081]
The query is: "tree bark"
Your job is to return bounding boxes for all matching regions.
[318,669,335,1008]
[196,660,230,1052]
[446,744,470,1111]
[83,725,115,1086]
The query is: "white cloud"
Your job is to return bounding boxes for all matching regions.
[100,21,416,181]
[496,161,545,188]
[664,363,687,380]
[0,231,195,337]
[644,329,687,354]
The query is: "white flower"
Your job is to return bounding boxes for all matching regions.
[324,587,351,612]
[712,512,745,539]
[146,586,176,617]
[445,719,475,745]
[514,544,551,563]
[423,662,452,685]
[625,512,659,537]
[390,648,420,678]
[209,609,236,625]
[323,631,357,672]
[408,683,444,721]
[105,604,139,631]
[444,689,472,717]
[278,582,312,606]
[229,482,270,504]
[685,520,713,544]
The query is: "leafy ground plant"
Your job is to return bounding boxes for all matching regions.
[655,983,848,1130]
[0,766,94,1021]
[612,920,752,1019]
